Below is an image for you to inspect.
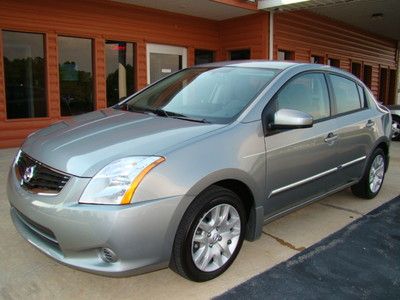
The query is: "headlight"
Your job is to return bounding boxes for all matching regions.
[79,156,165,205]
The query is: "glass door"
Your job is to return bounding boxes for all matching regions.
[146,43,187,84]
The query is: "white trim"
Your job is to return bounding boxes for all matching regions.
[146,43,187,84]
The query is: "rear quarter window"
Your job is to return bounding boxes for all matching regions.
[329,74,361,114]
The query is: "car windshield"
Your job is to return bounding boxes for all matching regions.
[118,67,280,124]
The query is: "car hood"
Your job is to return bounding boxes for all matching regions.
[22,108,224,177]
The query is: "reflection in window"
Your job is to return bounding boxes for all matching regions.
[3,31,46,119]
[330,74,361,114]
[105,41,135,107]
[58,36,93,116]
[195,49,215,65]
[275,73,330,120]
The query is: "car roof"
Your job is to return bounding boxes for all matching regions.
[195,60,297,69]
[194,60,364,85]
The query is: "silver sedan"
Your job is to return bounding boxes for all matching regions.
[8,61,391,281]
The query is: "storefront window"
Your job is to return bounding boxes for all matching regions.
[105,41,135,107]
[2,30,46,119]
[58,36,93,116]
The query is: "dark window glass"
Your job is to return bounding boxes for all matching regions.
[379,67,388,104]
[3,31,46,119]
[229,49,250,60]
[278,50,293,61]
[330,75,361,114]
[274,73,330,120]
[357,85,366,108]
[195,49,215,65]
[311,55,324,64]
[105,41,135,107]
[363,65,372,88]
[351,62,361,78]
[58,36,93,116]
[327,58,340,68]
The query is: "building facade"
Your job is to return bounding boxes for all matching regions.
[0,0,398,148]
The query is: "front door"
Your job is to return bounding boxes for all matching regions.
[263,72,339,218]
[146,43,187,84]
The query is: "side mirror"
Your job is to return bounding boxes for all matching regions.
[271,108,313,129]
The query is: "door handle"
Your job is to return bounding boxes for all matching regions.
[366,120,375,128]
[324,132,338,143]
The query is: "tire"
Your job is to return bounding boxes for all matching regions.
[392,115,400,141]
[170,185,246,282]
[351,148,386,199]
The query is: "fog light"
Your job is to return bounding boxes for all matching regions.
[99,247,118,263]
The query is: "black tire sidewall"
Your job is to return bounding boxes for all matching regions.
[181,188,246,282]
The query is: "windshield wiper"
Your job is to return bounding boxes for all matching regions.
[126,106,210,123]
[126,106,169,117]
[171,115,210,124]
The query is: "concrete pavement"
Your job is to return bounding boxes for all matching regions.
[0,143,399,299]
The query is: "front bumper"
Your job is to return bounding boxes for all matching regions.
[7,166,186,277]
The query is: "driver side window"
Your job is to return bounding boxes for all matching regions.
[274,73,330,121]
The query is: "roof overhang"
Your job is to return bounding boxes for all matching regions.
[258,0,400,41]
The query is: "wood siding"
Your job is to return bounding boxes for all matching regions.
[0,2,397,148]
[219,13,268,60]
[274,11,398,98]
[0,0,222,148]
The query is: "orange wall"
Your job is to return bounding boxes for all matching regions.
[0,0,223,148]
[219,12,268,60]
[274,11,398,98]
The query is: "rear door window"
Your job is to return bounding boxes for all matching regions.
[329,74,362,114]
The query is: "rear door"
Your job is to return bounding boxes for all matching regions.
[263,72,339,218]
[327,74,376,185]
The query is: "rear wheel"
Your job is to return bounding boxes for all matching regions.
[170,185,246,282]
[351,148,386,199]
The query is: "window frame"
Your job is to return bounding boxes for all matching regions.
[262,71,333,136]
[325,72,368,118]
[2,29,49,121]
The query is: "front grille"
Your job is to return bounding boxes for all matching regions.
[15,151,70,195]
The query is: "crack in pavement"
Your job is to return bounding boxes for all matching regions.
[319,203,364,216]
[262,231,306,252]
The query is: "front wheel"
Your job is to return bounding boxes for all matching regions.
[351,148,386,199]
[170,185,246,282]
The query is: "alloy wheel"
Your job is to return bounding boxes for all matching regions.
[191,204,241,272]
[369,154,385,193]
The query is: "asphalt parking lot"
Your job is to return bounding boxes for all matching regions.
[1,143,399,299]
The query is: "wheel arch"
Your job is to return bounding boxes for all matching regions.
[177,169,264,242]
